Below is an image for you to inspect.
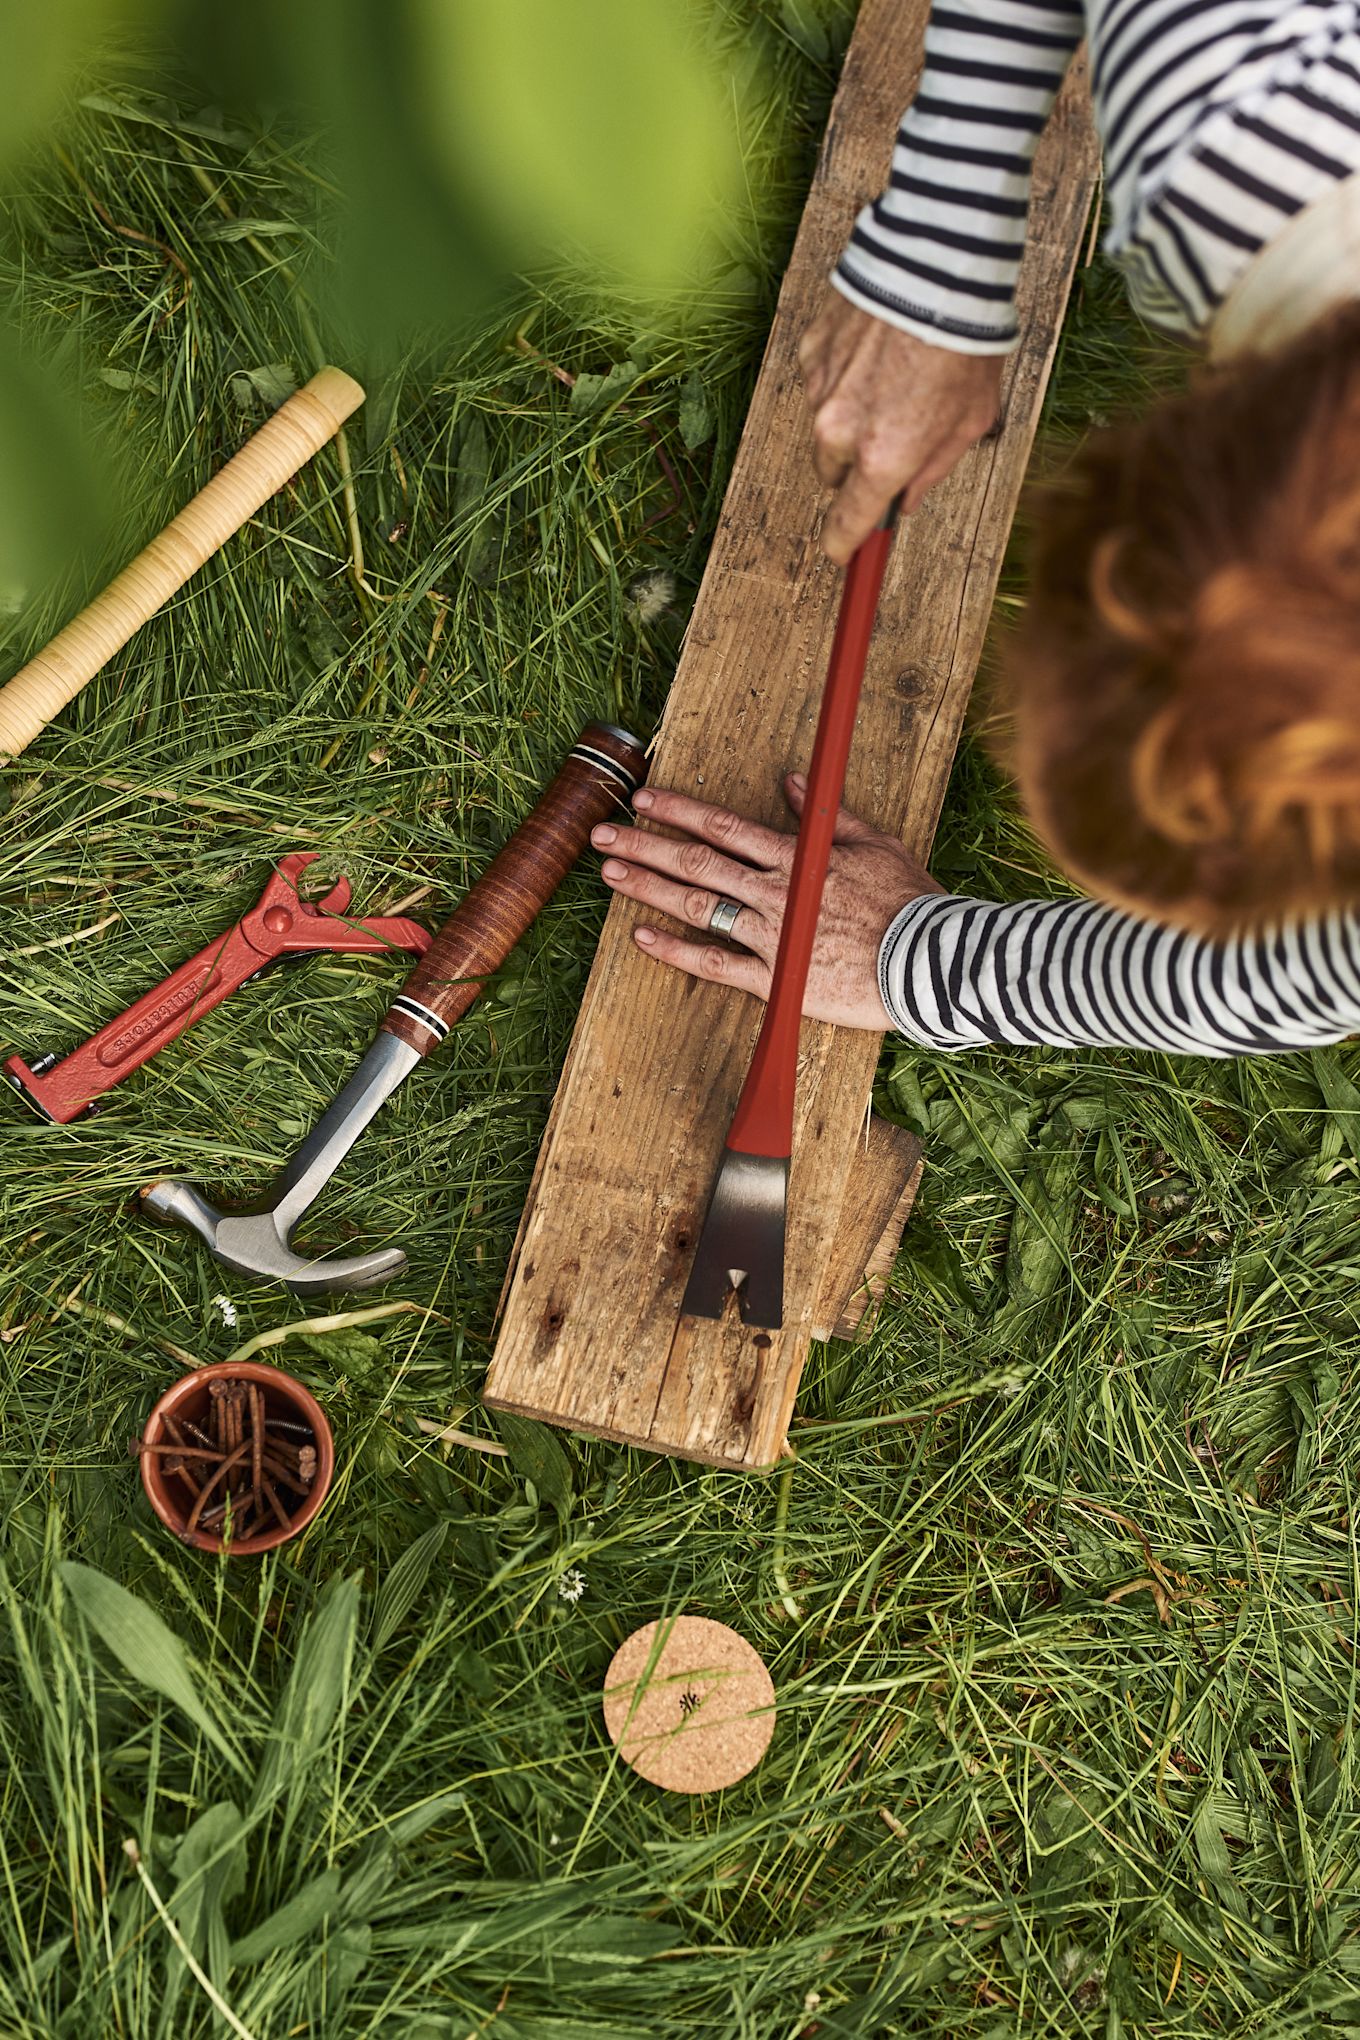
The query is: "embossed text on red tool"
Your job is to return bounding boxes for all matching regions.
[4,853,430,1123]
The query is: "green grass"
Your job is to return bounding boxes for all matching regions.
[4,16,1360,2040]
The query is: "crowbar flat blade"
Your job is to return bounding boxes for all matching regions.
[680,1149,788,1329]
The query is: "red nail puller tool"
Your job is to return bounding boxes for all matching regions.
[5,853,430,1124]
[681,503,899,1330]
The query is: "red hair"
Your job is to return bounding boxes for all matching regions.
[1003,303,1360,937]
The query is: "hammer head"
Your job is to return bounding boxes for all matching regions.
[139,1180,407,1296]
[138,1032,421,1295]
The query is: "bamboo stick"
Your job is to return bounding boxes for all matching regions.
[0,365,364,762]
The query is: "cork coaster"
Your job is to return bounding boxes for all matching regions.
[602,1616,776,1792]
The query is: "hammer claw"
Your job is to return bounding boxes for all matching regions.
[139,1177,408,1295]
[137,1034,421,1295]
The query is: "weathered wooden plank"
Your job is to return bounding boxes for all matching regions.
[484,0,1097,1468]
[812,1115,924,1342]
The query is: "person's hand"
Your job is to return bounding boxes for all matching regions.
[590,776,944,1029]
[798,294,1005,564]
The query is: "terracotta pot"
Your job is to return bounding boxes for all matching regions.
[139,1360,335,1555]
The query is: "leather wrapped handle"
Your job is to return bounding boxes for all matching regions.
[381,721,648,1055]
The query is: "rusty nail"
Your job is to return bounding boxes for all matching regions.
[248,1382,264,1513]
[185,1439,251,1534]
[258,1473,294,1534]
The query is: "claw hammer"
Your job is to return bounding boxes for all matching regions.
[140,723,647,1293]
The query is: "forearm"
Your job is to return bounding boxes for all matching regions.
[879,894,1360,1056]
[835,0,1083,352]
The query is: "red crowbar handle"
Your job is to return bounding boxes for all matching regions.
[4,853,430,1124]
[681,506,899,1329]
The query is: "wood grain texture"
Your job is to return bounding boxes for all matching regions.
[484,0,1098,1468]
[813,1115,924,1342]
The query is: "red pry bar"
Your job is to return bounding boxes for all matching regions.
[5,853,430,1123]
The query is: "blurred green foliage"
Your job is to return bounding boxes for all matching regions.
[0,0,152,168]
[0,321,108,610]
[414,0,741,296]
[0,0,754,597]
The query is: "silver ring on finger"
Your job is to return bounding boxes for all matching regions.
[707,895,744,940]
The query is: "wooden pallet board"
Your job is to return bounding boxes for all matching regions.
[812,1118,924,1343]
[484,0,1098,1468]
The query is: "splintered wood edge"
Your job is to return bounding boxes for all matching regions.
[808,1113,924,1342]
[833,1155,924,1341]
[482,1391,783,1471]
[819,1164,925,1342]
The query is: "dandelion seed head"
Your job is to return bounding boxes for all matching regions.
[627,569,676,625]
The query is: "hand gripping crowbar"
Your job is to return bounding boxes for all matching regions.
[681,507,899,1330]
[139,723,647,1294]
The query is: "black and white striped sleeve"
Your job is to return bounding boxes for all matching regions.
[878,894,1360,1055]
[833,0,1084,352]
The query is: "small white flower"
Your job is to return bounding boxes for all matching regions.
[627,569,676,625]
[557,1567,586,1604]
[212,1294,238,1328]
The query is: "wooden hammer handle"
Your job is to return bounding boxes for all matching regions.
[382,721,648,1054]
[0,366,365,763]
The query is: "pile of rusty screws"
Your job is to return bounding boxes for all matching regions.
[131,1379,318,1541]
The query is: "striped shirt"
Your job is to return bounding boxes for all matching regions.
[833,0,1360,346]
[842,0,1360,1054]
[879,894,1360,1053]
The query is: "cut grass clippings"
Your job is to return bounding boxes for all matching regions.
[3,10,1360,2038]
